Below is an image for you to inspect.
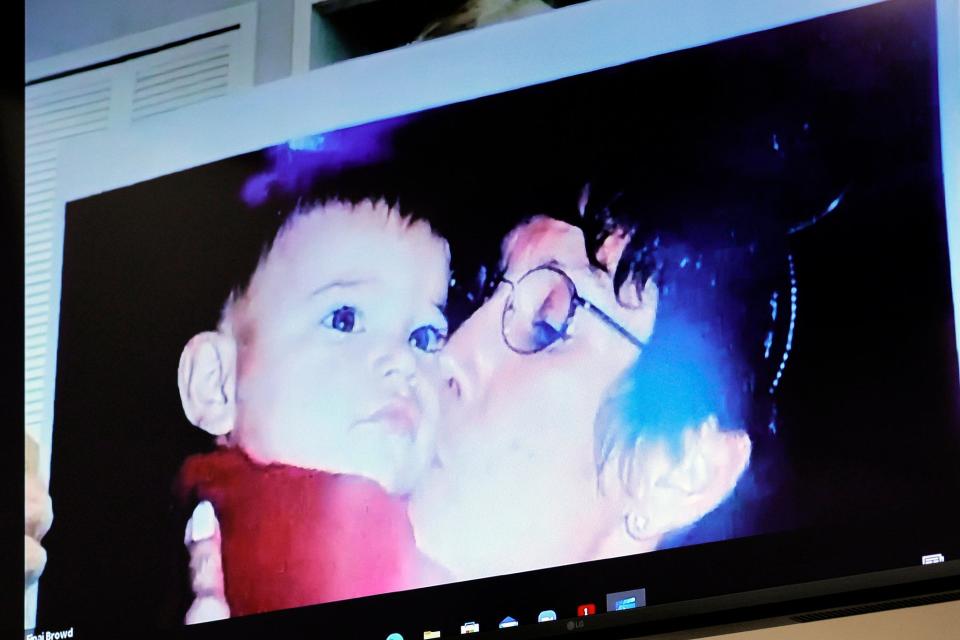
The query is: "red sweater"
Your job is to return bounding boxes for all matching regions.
[177,447,426,617]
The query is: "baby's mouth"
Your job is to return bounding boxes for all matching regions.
[361,396,422,437]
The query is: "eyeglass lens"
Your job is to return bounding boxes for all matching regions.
[502,267,576,354]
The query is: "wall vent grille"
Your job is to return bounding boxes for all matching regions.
[24,24,248,448]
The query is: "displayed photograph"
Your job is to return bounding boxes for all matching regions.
[37,0,959,629]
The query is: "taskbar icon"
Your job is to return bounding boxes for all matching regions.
[537,610,557,622]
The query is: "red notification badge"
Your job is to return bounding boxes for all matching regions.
[576,604,596,616]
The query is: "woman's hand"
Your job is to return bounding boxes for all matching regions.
[184,501,231,624]
[25,472,53,586]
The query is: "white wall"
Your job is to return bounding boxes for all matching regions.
[25,0,295,84]
[708,600,960,640]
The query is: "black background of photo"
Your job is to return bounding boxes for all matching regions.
[37,0,960,636]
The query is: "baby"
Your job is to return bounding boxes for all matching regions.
[175,199,451,620]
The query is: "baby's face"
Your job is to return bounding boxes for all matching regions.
[232,203,450,494]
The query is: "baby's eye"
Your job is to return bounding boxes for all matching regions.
[321,306,365,333]
[409,325,446,353]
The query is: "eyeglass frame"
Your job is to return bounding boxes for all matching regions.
[497,264,646,354]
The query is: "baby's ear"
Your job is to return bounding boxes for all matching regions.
[623,417,751,541]
[178,331,237,436]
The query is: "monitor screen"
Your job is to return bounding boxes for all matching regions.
[32,0,960,638]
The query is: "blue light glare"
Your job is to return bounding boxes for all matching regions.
[241,117,411,207]
[769,253,797,395]
[287,134,326,151]
[610,310,734,458]
[788,190,846,234]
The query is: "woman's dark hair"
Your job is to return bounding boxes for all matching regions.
[567,181,790,545]
[451,181,790,476]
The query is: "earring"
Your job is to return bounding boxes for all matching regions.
[625,512,649,540]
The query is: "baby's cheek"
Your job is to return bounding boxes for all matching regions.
[416,361,443,433]
[420,385,441,433]
[417,354,443,393]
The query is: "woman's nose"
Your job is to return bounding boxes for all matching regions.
[438,348,468,403]
[441,292,508,403]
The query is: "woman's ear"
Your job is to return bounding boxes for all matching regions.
[177,331,238,436]
[624,417,751,541]
[595,232,659,344]
[596,229,630,275]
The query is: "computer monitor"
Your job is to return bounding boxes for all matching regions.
[32,0,960,638]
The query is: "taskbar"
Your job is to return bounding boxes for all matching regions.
[27,560,960,640]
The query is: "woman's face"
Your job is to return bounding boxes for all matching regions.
[409,217,655,580]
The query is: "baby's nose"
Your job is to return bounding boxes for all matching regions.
[376,341,418,383]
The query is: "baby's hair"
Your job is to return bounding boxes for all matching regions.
[218,197,448,343]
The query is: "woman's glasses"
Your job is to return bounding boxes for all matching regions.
[499,265,645,354]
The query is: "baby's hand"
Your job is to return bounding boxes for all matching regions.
[184,501,230,624]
